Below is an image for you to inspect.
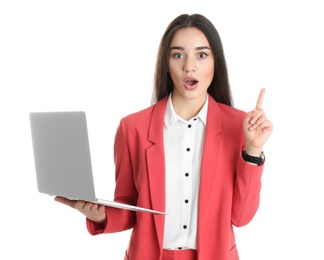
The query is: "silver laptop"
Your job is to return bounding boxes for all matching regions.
[29,111,166,215]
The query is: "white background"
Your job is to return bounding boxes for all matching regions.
[1,0,323,259]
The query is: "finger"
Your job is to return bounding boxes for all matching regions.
[255,88,266,109]
[245,108,264,126]
[257,119,273,132]
[249,115,266,130]
[54,196,75,207]
[90,203,98,211]
[75,200,87,211]
[98,204,105,212]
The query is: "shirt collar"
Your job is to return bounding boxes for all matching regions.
[164,93,208,129]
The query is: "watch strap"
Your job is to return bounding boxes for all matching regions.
[242,149,264,166]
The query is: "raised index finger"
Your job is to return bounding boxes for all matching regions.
[256,88,266,109]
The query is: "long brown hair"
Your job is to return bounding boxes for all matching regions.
[152,13,233,106]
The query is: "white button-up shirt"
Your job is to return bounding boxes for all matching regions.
[163,94,208,250]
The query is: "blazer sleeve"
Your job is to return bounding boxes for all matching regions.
[231,152,264,227]
[87,117,137,235]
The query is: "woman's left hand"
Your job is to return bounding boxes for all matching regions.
[243,88,273,156]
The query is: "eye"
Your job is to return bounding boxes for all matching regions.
[198,52,208,59]
[174,53,183,59]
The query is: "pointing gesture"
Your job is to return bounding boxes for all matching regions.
[243,88,273,156]
[255,88,265,109]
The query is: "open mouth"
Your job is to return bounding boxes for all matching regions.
[185,79,198,86]
[183,77,199,90]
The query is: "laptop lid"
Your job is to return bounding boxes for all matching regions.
[29,111,97,202]
[29,111,167,215]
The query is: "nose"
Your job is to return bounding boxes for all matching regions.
[184,57,196,72]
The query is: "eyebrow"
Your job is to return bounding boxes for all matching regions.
[170,46,211,51]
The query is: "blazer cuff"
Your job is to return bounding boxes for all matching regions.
[86,217,107,235]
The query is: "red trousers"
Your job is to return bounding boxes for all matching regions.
[162,249,197,260]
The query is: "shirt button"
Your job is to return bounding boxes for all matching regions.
[185,199,189,203]
[178,247,182,250]
[183,225,187,229]
[188,124,192,128]
[185,173,189,177]
[186,148,190,152]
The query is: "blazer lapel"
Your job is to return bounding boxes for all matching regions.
[198,96,223,234]
[146,97,168,247]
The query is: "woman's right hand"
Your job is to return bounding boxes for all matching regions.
[54,196,106,225]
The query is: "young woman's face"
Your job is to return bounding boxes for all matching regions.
[168,27,214,102]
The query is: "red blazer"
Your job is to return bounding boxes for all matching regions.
[87,95,264,260]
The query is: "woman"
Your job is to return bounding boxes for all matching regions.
[55,13,273,260]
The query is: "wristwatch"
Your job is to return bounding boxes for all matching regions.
[242,149,265,166]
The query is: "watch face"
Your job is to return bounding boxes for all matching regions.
[259,151,265,165]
